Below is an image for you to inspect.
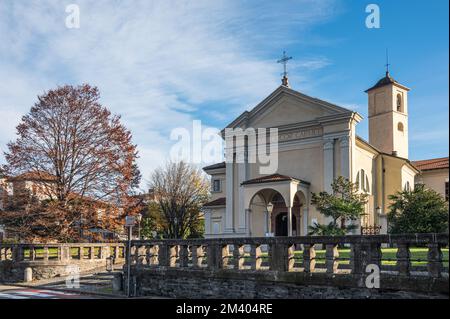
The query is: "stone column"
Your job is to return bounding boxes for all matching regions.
[323,139,334,193]
[302,207,308,236]
[265,209,270,234]
[245,209,251,236]
[204,210,211,235]
[323,139,334,226]
[225,162,234,233]
[287,206,293,237]
[339,136,350,179]
[237,150,248,233]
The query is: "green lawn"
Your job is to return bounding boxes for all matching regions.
[290,248,449,267]
[22,246,123,259]
[19,246,449,268]
[254,248,449,267]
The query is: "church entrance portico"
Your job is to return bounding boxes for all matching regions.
[242,174,310,237]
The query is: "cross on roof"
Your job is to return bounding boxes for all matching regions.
[277,51,292,78]
[385,48,391,75]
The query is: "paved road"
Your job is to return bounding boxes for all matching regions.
[0,285,99,299]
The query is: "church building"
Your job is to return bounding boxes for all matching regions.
[202,68,420,238]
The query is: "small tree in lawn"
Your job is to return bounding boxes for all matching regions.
[388,184,448,234]
[309,176,368,236]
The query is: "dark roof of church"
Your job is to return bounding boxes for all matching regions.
[203,162,226,171]
[365,72,410,92]
[203,197,226,207]
[241,173,310,186]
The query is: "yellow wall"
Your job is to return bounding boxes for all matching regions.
[417,169,449,200]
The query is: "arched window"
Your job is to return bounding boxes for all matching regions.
[397,94,403,112]
[404,181,411,192]
[398,122,404,132]
[356,169,370,193]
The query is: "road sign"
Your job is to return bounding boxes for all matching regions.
[125,216,136,227]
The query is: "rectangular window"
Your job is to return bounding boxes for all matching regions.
[212,179,221,192]
[212,222,220,234]
[445,181,449,202]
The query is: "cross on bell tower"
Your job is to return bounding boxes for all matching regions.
[385,48,391,76]
[277,51,292,87]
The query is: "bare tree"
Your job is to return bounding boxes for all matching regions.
[150,161,209,239]
[0,84,141,241]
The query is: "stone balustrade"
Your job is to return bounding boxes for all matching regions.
[128,233,448,276]
[126,234,449,298]
[0,243,125,282]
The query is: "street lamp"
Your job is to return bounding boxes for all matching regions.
[136,213,143,240]
[266,202,274,236]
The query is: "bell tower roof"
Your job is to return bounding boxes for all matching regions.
[365,71,410,92]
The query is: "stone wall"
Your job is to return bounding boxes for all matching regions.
[132,267,448,299]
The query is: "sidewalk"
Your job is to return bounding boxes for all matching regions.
[10,270,126,298]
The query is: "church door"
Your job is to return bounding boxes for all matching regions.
[275,213,296,236]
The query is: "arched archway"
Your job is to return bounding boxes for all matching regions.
[270,192,303,236]
[248,189,288,237]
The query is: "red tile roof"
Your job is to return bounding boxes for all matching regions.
[241,174,310,186]
[412,157,449,171]
[8,171,57,182]
[203,197,226,207]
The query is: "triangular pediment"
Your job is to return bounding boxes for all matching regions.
[226,86,355,130]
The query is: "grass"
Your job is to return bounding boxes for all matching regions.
[21,246,124,259]
[16,246,450,267]
[288,248,449,267]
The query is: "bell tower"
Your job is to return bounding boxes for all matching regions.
[366,71,410,158]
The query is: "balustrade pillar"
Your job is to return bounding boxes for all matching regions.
[427,243,443,278]
[169,245,177,267]
[13,245,24,262]
[207,244,222,270]
[89,247,95,260]
[250,244,262,270]
[325,244,339,274]
[350,243,363,274]
[222,245,230,268]
[369,243,382,268]
[146,245,158,266]
[269,243,291,272]
[191,245,204,268]
[61,246,70,262]
[43,246,49,262]
[396,243,410,276]
[233,244,245,270]
[303,244,316,273]
[179,245,189,267]
[158,244,169,267]
[135,245,146,265]
[102,246,111,260]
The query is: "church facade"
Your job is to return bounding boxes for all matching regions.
[202,71,419,238]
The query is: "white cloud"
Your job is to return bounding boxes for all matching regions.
[0,0,338,188]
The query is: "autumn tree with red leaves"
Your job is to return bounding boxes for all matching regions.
[0,84,141,242]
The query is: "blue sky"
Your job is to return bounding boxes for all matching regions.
[0,0,448,188]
